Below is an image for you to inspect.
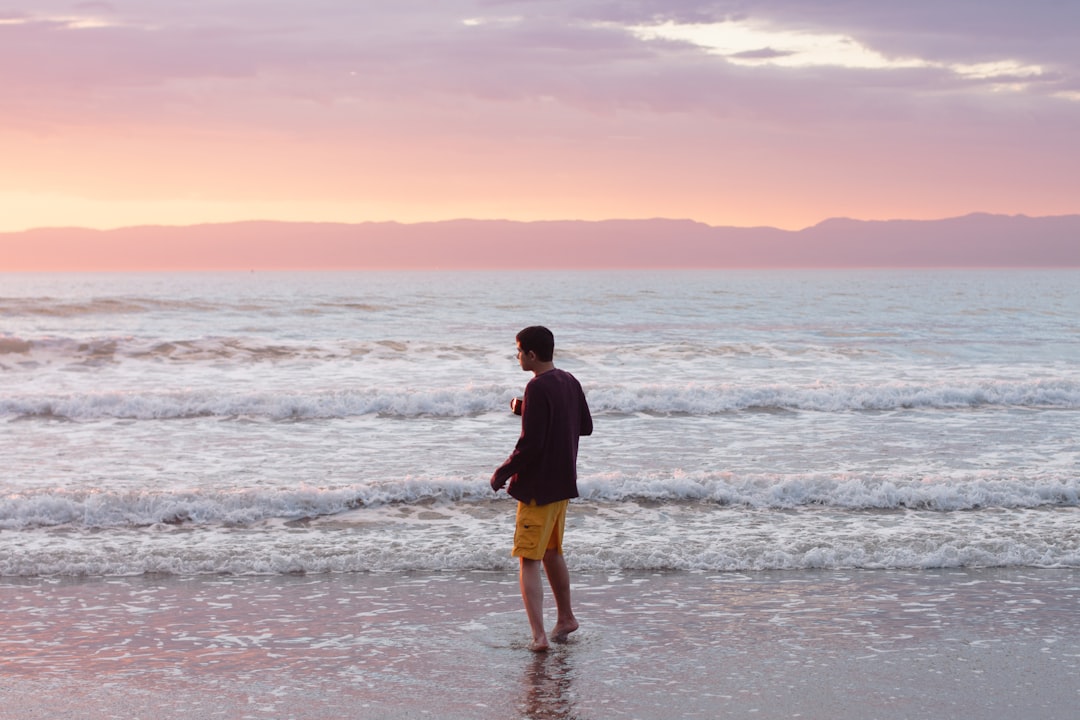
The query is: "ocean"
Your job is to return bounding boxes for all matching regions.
[2,269,1078,578]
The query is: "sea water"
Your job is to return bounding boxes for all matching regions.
[1,269,1078,576]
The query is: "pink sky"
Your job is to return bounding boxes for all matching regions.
[2,1,1079,236]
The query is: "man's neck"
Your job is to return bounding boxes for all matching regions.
[532,362,556,377]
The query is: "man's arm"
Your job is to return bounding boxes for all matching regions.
[579,385,593,437]
[491,384,550,491]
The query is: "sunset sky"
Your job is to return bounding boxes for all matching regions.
[2,0,1079,233]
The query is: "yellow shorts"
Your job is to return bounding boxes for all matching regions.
[512,499,569,560]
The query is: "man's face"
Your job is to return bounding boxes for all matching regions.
[516,343,536,372]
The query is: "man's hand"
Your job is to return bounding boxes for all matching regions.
[490,472,508,492]
[510,397,523,415]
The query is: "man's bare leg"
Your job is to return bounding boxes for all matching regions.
[519,557,549,652]
[542,549,579,642]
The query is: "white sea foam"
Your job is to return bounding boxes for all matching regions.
[0,333,490,367]
[3,471,1076,531]
[4,377,1079,420]
[0,480,475,530]
[3,504,1077,576]
[0,386,509,420]
[591,378,1080,412]
[577,470,1080,510]
[0,332,881,365]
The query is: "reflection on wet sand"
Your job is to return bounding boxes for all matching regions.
[518,649,578,720]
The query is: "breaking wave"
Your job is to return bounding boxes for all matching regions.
[3,378,1078,421]
[3,470,1076,531]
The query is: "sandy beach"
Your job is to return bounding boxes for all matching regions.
[2,568,1077,719]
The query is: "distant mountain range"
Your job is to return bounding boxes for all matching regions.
[2,213,1078,270]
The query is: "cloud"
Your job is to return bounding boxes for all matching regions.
[620,14,1067,100]
[74,1,117,11]
[751,0,1080,60]
[1,0,1077,232]
[3,0,1077,131]
[730,47,795,60]
[1,1,1075,169]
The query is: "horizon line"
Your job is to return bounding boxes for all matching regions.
[7,210,1079,236]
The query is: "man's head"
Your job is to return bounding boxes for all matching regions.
[516,326,554,372]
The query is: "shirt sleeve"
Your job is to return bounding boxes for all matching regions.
[491,380,550,485]
[579,383,593,437]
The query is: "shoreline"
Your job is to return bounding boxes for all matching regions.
[3,567,1078,719]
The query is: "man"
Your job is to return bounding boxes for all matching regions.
[491,326,593,652]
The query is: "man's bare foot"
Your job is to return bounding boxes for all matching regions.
[528,637,550,653]
[550,619,579,643]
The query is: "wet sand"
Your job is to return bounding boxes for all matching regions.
[2,568,1078,719]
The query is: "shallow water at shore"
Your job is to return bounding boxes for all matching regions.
[3,568,1078,719]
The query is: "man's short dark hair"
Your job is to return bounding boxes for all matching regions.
[517,326,554,362]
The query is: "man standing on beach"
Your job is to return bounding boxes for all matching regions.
[491,326,593,652]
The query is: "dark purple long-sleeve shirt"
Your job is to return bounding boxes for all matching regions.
[492,368,593,505]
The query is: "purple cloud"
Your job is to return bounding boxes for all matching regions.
[3,0,1077,118]
[1,1,1077,162]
